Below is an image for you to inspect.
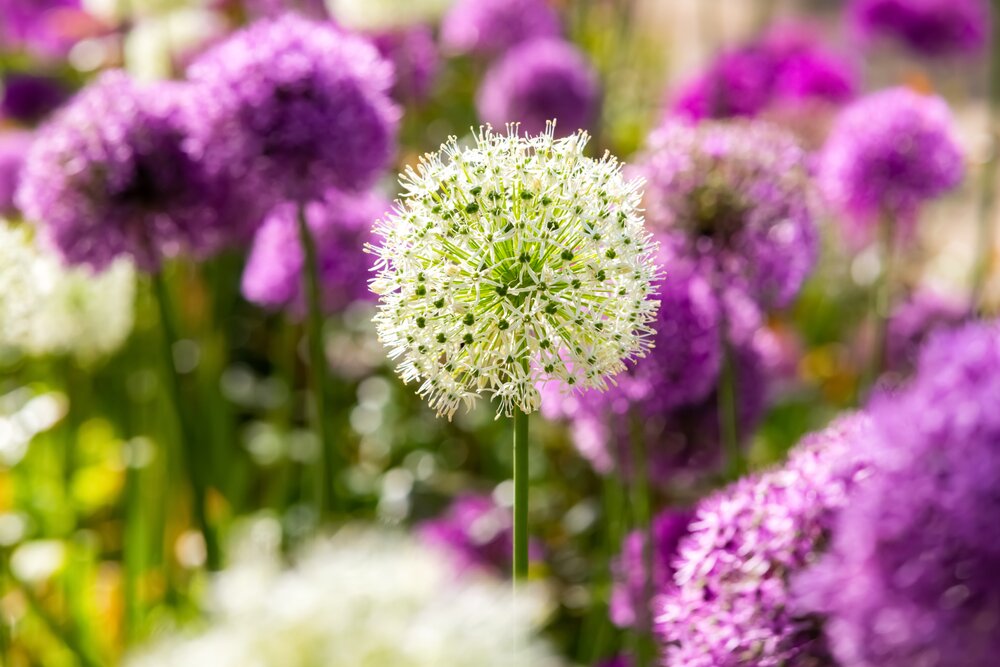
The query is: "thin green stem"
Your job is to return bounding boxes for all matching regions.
[151,272,221,571]
[971,0,1000,310]
[513,409,530,580]
[628,411,654,667]
[295,203,338,517]
[868,215,895,387]
[719,336,744,480]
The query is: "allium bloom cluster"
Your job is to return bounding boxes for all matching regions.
[819,88,964,239]
[126,529,562,667]
[0,221,135,362]
[610,509,692,628]
[371,27,440,102]
[242,189,388,315]
[635,120,818,309]
[16,71,240,272]
[477,39,600,138]
[655,413,874,667]
[796,322,1000,667]
[187,14,400,205]
[850,0,990,57]
[441,0,561,57]
[369,126,660,419]
[885,288,968,373]
[0,132,31,215]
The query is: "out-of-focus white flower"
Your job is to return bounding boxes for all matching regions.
[127,528,563,667]
[125,8,229,81]
[326,0,455,30]
[0,220,135,363]
[11,540,66,583]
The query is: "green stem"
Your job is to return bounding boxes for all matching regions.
[151,272,221,571]
[513,409,530,580]
[719,336,744,480]
[19,579,105,667]
[295,203,338,517]
[971,0,1000,310]
[868,215,895,386]
[628,411,654,667]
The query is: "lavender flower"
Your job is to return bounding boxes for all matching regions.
[850,0,990,57]
[0,132,32,215]
[477,39,600,138]
[16,72,242,271]
[610,509,692,628]
[795,322,1000,667]
[655,413,875,667]
[885,288,968,374]
[634,120,818,309]
[371,26,440,102]
[241,189,388,315]
[187,14,400,205]
[441,0,561,57]
[0,0,85,57]
[1,74,71,124]
[819,88,964,241]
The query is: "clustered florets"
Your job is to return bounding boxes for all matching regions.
[369,124,660,419]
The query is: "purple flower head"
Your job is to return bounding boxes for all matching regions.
[635,120,819,309]
[241,189,388,315]
[610,509,693,628]
[441,0,561,57]
[819,88,964,241]
[418,492,540,574]
[796,322,1000,667]
[850,0,990,57]
[187,14,400,205]
[672,48,775,121]
[885,288,968,374]
[16,72,244,272]
[371,26,440,103]
[0,0,90,58]
[1,74,71,124]
[477,38,600,138]
[655,413,875,667]
[0,131,32,215]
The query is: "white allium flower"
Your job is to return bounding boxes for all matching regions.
[326,0,455,30]
[127,528,563,667]
[369,125,660,419]
[0,220,135,362]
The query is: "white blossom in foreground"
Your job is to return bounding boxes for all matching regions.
[369,125,660,418]
[0,220,135,362]
[127,528,562,667]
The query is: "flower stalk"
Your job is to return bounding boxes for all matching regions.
[513,408,530,580]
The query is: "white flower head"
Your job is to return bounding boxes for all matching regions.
[369,124,661,419]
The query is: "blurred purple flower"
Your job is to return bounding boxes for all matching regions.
[819,88,963,241]
[16,72,245,271]
[634,120,818,310]
[242,189,388,315]
[1,74,71,124]
[477,38,599,137]
[886,288,968,373]
[597,658,632,667]
[850,0,990,57]
[0,131,32,215]
[796,322,1000,667]
[371,26,440,102]
[187,14,400,206]
[655,413,875,667]
[0,0,91,58]
[610,509,692,628]
[441,0,561,57]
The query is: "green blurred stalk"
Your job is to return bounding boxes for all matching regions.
[513,409,530,580]
[295,203,339,517]
[867,215,895,387]
[719,336,745,480]
[628,412,655,667]
[19,578,104,667]
[151,272,221,571]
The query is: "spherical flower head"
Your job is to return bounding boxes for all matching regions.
[477,39,600,139]
[187,14,400,205]
[885,288,968,374]
[371,26,440,103]
[369,125,660,419]
[16,71,241,272]
[242,189,389,316]
[655,413,874,667]
[1,73,71,124]
[850,0,990,57]
[795,322,1000,667]
[441,0,561,57]
[0,132,32,215]
[635,120,818,309]
[610,509,692,628]
[672,48,775,121]
[819,88,964,240]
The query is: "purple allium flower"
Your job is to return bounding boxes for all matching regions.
[0,132,32,215]
[441,0,561,57]
[418,492,540,574]
[16,72,243,272]
[1,74,71,124]
[850,0,990,57]
[187,14,399,205]
[655,413,875,667]
[0,0,90,58]
[819,88,963,241]
[241,189,388,315]
[477,38,600,138]
[885,288,968,374]
[610,509,693,628]
[795,322,1000,667]
[635,120,818,309]
[371,26,440,102]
